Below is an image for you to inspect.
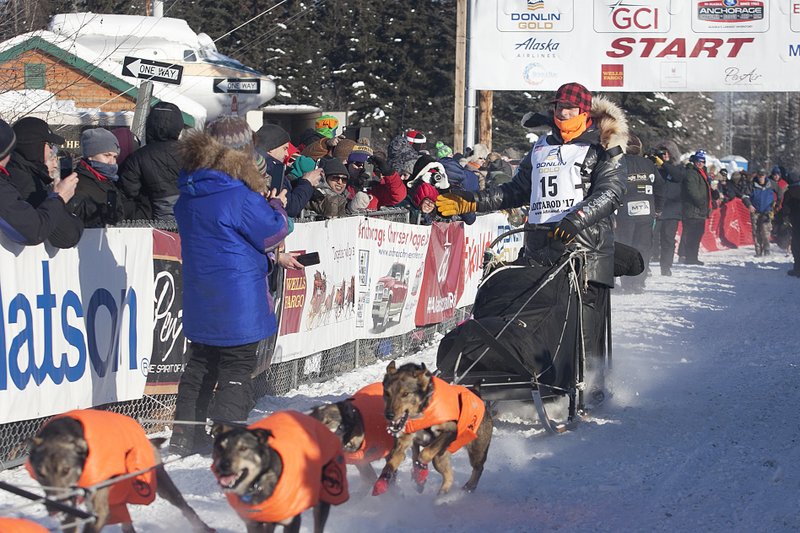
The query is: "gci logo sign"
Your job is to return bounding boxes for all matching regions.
[594,0,672,33]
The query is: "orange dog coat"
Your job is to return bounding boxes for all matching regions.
[225,411,349,524]
[26,410,157,525]
[0,517,50,532]
[403,376,485,453]
[346,383,394,464]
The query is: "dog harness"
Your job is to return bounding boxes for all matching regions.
[226,411,349,524]
[403,376,485,453]
[0,517,49,532]
[346,383,394,464]
[26,410,157,525]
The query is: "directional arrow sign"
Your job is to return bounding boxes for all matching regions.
[122,56,183,85]
[213,78,261,94]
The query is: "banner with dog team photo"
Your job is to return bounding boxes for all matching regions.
[355,217,430,338]
[274,219,359,364]
[0,229,154,424]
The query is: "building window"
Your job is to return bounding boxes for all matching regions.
[183,49,197,62]
[24,63,46,90]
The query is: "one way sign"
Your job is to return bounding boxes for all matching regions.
[122,56,183,85]
[213,78,261,94]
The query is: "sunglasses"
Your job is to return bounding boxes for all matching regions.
[350,161,365,168]
[328,175,348,183]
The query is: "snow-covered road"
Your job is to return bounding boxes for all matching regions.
[3,248,799,532]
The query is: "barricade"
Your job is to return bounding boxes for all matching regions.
[0,208,512,468]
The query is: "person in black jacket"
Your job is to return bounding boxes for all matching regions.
[617,135,663,293]
[255,124,321,217]
[6,117,83,248]
[782,172,800,276]
[0,119,79,246]
[652,144,686,276]
[437,82,628,400]
[119,101,184,219]
[67,128,126,228]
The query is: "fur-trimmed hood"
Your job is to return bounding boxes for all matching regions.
[178,129,267,194]
[521,94,628,155]
[588,95,628,155]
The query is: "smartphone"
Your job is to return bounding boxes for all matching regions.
[295,251,320,266]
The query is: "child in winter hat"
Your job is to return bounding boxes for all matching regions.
[434,141,453,159]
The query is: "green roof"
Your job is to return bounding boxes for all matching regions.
[0,35,196,127]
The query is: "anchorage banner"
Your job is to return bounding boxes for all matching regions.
[470,0,798,91]
[0,229,153,424]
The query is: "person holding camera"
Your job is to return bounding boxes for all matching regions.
[68,128,128,228]
[0,119,81,247]
[650,143,687,276]
[346,145,407,212]
[5,117,83,247]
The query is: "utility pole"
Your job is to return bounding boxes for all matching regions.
[478,90,493,151]
[453,0,467,154]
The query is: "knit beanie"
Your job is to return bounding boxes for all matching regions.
[255,123,290,152]
[321,157,349,178]
[81,128,121,158]
[411,182,439,208]
[348,143,373,164]
[434,141,453,159]
[332,138,356,161]
[405,129,427,145]
[207,116,254,157]
[0,119,16,161]
[289,155,317,179]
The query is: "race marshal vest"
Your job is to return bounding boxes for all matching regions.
[26,410,158,525]
[225,411,349,524]
[528,136,591,224]
[346,383,395,464]
[403,376,485,454]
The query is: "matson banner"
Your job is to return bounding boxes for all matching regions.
[470,0,800,91]
[0,229,153,423]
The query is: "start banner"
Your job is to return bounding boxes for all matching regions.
[0,229,153,424]
[469,0,800,92]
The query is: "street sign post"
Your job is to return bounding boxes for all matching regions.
[122,56,183,85]
[213,78,261,94]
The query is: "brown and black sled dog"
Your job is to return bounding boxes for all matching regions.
[27,409,213,533]
[309,382,395,486]
[211,410,349,533]
[373,361,492,496]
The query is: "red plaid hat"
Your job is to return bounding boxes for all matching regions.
[551,82,592,114]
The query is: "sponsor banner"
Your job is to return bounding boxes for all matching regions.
[274,219,359,363]
[146,230,188,394]
[469,0,793,91]
[415,223,466,326]
[356,217,430,338]
[0,229,153,424]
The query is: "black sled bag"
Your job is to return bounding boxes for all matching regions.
[437,262,578,395]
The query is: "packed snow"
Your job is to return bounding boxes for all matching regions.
[2,247,798,532]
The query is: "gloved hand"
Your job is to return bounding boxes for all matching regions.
[368,154,393,177]
[436,190,477,217]
[553,217,580,243]
[652,155,664,168]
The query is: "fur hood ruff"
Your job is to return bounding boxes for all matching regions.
[178,130,267,193]
[589,95,628,156]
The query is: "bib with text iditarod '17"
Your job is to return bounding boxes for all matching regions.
[527,137,590,224]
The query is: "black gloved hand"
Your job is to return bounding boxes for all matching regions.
[553,217,580,243]
[368,154,393,177]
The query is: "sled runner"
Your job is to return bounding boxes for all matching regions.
[436,227,612,435]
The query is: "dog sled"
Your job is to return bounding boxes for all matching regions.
[436,227,614,435]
